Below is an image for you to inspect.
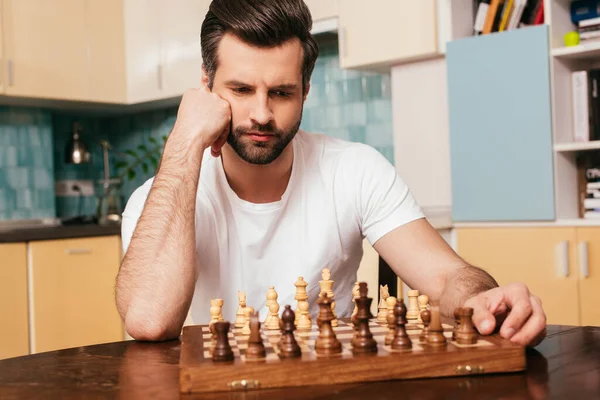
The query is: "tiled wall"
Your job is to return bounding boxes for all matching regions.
[0,108,55,220]
[1,39,395,221]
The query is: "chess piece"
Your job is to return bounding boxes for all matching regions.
[294,277,310,325]
[246,311,267,361]
[391,299,412,350]
[456,307,478,345]
[426,306,447,348]
[351,281,360,318]
[212,321,234,362]
[235,291,247,328]
[377,284,390,323]
[265,286,278,326]
[351,282,378,354]
[417,294,429,322]
[406,290,420,320]
[278,305,301,358]
[266,301,281,330]
[452,308,460,341]
[209,298,224,341]
[319,268,338,327]
[297,298,312,330]
[419,309,431,343]
[315,293,342,356]
[242,306,255,335]
[385,296,397,345]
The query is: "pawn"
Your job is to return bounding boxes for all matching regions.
[426,306,447,348]
[384,296,397,345]
[242,306,255,335]
[296,300,312,330]
[417,295,429,322]
[246,311,267,361]
[456,307,478,345]
[265,286,278,326]
[265,301,281,330]
[212,321,234,362]
[278,305,301,358]
[419,309,431,343]
[391,299,412,350]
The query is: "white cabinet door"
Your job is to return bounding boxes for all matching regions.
[304,0,338,21]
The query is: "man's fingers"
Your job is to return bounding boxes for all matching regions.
[211,124,230,157]
[509,295,547,346]
[498,283,533,339]
[464,294,497,335]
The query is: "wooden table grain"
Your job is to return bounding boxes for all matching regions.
[0,325,598,399]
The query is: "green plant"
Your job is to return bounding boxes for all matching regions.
[115,135,168,182]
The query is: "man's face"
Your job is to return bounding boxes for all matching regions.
[210,33,307,165]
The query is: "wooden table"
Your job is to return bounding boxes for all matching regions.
[1,325,598,399]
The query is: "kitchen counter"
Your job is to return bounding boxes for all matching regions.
[0,223,121,243]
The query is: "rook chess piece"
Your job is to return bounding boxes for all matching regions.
[351,282,378,354]
[235,291,247,328]
[391,299,412,350]
[212,321,234,362]
[377,285,390,323]
[278,305,302,358]
[426,306,447,348]
[315,293,342,356]
[419,309,431,343]
[406,290,420,320]
[384,296,397,345]
[456,307,478,345]
[246,311,267,361]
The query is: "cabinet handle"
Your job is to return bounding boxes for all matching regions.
[7,60,13,86]
[65,248,92,255]
[579,242,589,278]
[339,26,347,59]
[157,64,163,90]
[555,241,569,278]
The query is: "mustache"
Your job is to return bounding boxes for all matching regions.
[234,123,282,136]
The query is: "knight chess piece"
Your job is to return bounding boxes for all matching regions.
[235,291,247,328]
[245,311,267,361]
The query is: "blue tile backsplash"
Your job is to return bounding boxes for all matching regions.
[0,40,394,221]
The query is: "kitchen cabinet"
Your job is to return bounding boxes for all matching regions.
[456,226,600,327]
[338,0,438,70]
[0,243,29,359]
[304,0,338,21]
[29,236,123,353]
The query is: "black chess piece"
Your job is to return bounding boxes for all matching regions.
[315,293,342,356]
[351,282,378,354]
[246,311,267,360]
[391,299,412,350]
[212,321,234,362]
[278,305,301,358]
[452,307,461,341]
[456,307,478,345]
[419,309,431,343]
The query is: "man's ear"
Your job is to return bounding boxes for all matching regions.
[201,67,210,90]
[303,82,311,101]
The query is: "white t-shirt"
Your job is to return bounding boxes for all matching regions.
[121,130,424,324]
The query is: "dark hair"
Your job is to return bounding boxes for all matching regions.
[200,0,319,93]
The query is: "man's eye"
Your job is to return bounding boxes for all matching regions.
[233,87,250,93]
[274,91,292,97]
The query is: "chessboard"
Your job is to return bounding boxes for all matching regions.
[179,319,526,394]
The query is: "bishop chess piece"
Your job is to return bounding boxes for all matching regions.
[265,301,281,330]
[235,291,247,328]
[351,282,378,354]
[391,298,412,350]
[417,294,429,322]
[242,306,255,335]
[426,306,447,349]
[406,290,420,320]
[315,293,342,356]
[212,321,234,362]
[384,296,397,346]
[318,268,338,327]
[419,309,431,343]
[377,284,390,323]
[456,307,478,345]
[278,305,301,358]
[264,286,278,326]
[245,311,267,361]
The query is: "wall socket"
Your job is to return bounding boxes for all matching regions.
[55,180,95,197]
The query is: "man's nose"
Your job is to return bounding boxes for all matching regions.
[249,96,274,126]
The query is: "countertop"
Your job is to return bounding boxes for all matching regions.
[0,325,597,399]
[0,223,121,243]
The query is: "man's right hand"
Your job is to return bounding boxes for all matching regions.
[168,84,232,159]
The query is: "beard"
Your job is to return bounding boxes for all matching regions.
[226,110,303,165]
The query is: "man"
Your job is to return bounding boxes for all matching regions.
[116,0,546,346]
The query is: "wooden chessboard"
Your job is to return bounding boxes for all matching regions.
[178,318,526,394]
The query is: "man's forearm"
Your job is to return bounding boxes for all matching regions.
[116,143,203,341]
[437,264,499,318]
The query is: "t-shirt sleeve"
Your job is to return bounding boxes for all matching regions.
[346,144,425,245]
[121,178,154,254]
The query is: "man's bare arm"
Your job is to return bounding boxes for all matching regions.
[115,85,231,341]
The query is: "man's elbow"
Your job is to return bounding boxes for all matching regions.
[124,309,181,342]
